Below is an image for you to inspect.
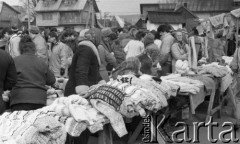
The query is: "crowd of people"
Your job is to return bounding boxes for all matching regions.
[0,24,239,143]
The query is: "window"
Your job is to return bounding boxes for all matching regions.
[42,13,53,20]
[63,0,77,5]
[60,12,80,24]
[43,0,58,7]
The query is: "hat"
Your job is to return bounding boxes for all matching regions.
[29,26,40,34]
[101,28,112,37]
[143,33,154,46]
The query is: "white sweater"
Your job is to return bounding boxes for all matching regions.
[124,40,144,59]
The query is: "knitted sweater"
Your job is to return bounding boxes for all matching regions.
[116,75,168,109]
[0,111,66,144]
[161,74,203,94]
[46,95,107,131]
[88,85,128,137]
[107,80,162,114]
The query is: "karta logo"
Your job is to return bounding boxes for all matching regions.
[142,115,239,143]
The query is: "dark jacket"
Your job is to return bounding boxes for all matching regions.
[0,50,17,113]
[10,53,56,106]
[64,43,102,96]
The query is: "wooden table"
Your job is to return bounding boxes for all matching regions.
[99,77,225,144]
[127,77,224,144]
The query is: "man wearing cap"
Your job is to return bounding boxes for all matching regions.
[2,27,21,57]
[29,26,49,65]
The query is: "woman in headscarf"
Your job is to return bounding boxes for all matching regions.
[95,28,117,82]
[64,28,104,144]
[112,57,142,79]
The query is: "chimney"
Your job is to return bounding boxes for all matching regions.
[183,2,187,8]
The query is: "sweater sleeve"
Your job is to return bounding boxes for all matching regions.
[60,45,68,69]
[171,43,188,60]
[3,56,17,91]
[75,46,93,86]
[104,48,117,68]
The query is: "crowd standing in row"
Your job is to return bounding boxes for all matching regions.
[0,24,239,144]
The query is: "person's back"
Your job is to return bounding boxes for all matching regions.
[124,40,144,59]
[98,44,117,81]
[11,54,55,108]
[10,35,55,111]
[32,34,48,64]
[9,34,21,57]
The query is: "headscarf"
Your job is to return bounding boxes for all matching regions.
[100,28,114,53]
[78,29,89,41]
[143,33,155,47]
[128,28,138,39]
[87,28,102,47]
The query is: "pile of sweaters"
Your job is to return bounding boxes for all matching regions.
[161,74,204,95]
[0,74,180,143]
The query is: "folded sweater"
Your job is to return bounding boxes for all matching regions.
[0,111,66,144]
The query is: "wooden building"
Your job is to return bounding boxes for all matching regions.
[35,0,99,31]
[145,6,198,31]
[140,0,240,19]
[0,2,20,28]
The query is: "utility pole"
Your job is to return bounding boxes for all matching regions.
[27,0,30,31]
[91,0,95,28]
[86,0,95,28]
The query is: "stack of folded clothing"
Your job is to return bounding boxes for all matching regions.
[116,74,168,107]
[198,63,228,77]
[161,74,203,95]
[44,95,109,136]
[222,56,233,65]
[0,110,66,144]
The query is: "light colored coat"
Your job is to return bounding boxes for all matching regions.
[32,34,48,64]
[9,34,21,58]
[171,42,189,72]
[49,42,69,78]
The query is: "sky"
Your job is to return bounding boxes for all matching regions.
[1,0,160,15]
[1,0,21,6]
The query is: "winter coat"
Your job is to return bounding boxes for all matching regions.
[145,43,160,67]
[159,33,175,65]
[8,34,21,57]
[32,34,49,64]
[49,42,69,78]
[0,50,17,113]
[64,41,102,96]
[171,42,189,72]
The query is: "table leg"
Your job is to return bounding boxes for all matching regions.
[127,119,144,144]
[206,89,216,123]
[98,124,113,144]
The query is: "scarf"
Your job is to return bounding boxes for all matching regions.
[79,40,101,65]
